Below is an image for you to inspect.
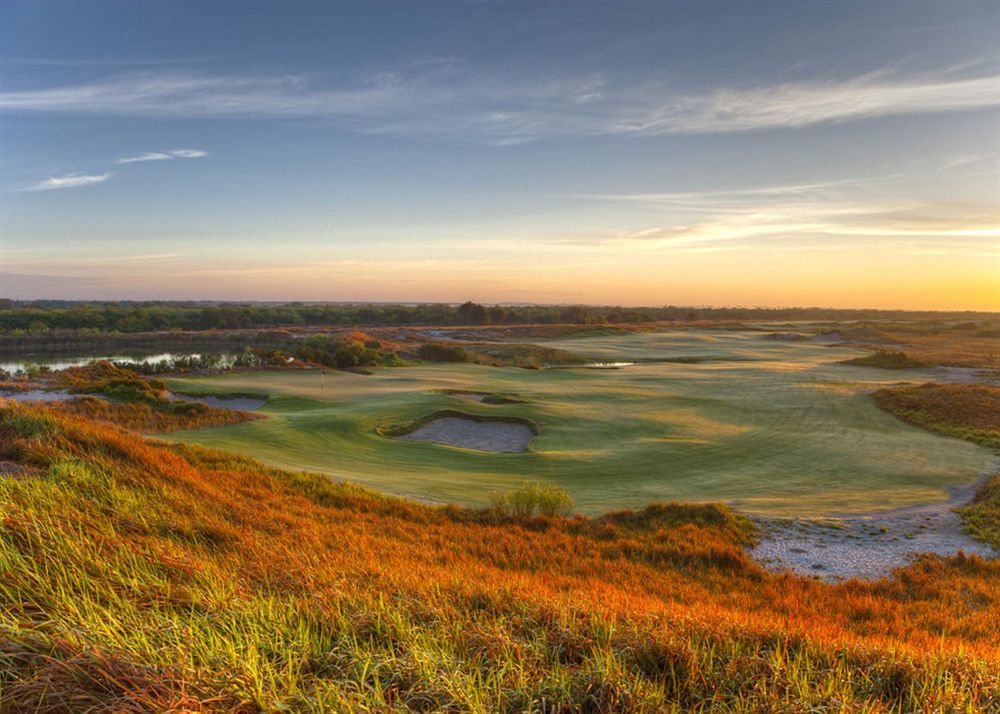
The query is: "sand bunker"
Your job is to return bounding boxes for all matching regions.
[399,416,535,452]
[171,392,267,411]
[751,468,997,581]
[447,392,489,403]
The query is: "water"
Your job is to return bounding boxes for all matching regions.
[0,352,237,375]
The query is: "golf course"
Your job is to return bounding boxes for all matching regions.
[165,329,994,515]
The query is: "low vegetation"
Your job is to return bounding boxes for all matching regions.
[872,382,1000,448]
[0,402,997,711]
[836,321,1000,369]
[417,342,469,363]
[297,332,403,369]
[838,350,929,369]
[962,473,1000,551]
[43,361,261,432]
[872,381,1000,550]
[490,481,575,518]
[39,395,262,433]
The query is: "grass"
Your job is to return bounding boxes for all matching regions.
[838,350,929,369]
[29,361,263,433]
[1,401,998,711]
[38,395,262,433]
[835,321,1000,369]
[872,382,1000,449]
[377,409,539,439]
[490,481,574,517]
[962,473,1000,550]
[870,381,1000,549]
[164,330,994,516]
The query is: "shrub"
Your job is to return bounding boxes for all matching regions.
[490,481,574,518]
[417,343,469,363]
[838,351,928,369]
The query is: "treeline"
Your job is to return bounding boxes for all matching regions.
[0,299,995,334]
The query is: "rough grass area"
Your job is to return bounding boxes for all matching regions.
[838,350,929,369]
[836,321,1000,369]
[871,381,1000,549]
[39,395,262,433]
[872,382,1000,449]
[40,361,263,433]
[962,472,1000,550]
[0,402,998,711]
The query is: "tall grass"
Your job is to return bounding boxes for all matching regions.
[0,402,997,711]
[490,481,574,518]
[872,382,1000,449]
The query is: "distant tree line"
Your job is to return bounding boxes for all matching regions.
[0,299,994,334]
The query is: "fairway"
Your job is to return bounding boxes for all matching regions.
[165,330,994,515]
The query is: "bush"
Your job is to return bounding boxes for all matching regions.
[417,343,469,363]
[490,481,574,518]
[839,351,928,369]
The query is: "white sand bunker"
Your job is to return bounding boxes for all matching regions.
[400,417,535,452]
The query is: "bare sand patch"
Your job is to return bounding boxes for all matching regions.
[446,392,489,403]
[752,465,997,581]
[170,392,267,411]
[399,416,535,452]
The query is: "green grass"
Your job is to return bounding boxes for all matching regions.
[961,472,1000,549]
[165,330,994,516]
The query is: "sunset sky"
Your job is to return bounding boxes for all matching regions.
[1,0,997,309]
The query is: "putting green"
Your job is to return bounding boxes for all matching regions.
[164,330,994,515]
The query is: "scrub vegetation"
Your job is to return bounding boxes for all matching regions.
[37,395,261,433]
[872,382,1000,449]
[12,362,262,433]
[838,350,929,369]
[871,381,1000,550]
[833,321,1000,369]
[1,402,997,712]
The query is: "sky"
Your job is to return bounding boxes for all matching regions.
[0,0,998,310]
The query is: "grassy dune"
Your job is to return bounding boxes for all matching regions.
[872,382,1000,549]
[1,402,998,711]
[165,331,993,515]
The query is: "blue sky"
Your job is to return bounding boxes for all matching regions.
[1,0,997,308]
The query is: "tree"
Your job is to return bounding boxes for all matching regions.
[456,301,487,325]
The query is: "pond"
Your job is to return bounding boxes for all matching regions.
[0,352,238,375]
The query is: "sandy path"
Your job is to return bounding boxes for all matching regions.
[751,463,997,581]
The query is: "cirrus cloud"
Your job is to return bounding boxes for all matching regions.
[116,148,208,164]
[21,173,112,192]
[1,64,997,144]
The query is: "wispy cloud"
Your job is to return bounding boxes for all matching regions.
[115,148,208,164]
[116,151,173,164]
[21,173,112,192]
[2,65,996,143]
[168,148,208,158]
[581,177,1000,253]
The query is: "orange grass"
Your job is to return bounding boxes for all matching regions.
[0,402,998,711]
[36,395,262,433]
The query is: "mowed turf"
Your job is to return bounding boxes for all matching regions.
[165,330,994,515]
